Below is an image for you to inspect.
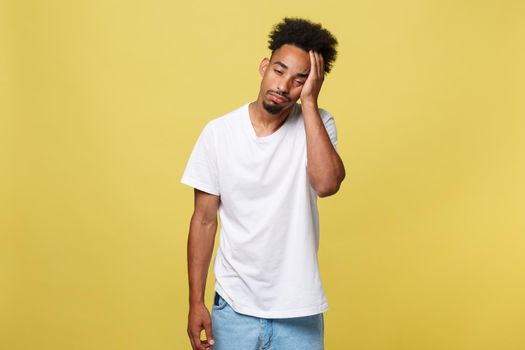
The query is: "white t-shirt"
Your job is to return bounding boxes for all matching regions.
[181,102,338,318]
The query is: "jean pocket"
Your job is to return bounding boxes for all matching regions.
[213,291,228,310]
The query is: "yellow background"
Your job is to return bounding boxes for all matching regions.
[2,0,524,349]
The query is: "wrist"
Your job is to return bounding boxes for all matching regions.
[189,292,205,306]
[189,300,205,308]
[300,98,318,108]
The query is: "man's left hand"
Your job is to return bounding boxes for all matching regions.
[300,50,324,105]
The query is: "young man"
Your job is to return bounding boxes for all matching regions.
[181,17,345,350]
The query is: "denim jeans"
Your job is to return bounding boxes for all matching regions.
[211,291,324,350]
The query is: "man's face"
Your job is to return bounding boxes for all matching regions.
[258,44,311,115]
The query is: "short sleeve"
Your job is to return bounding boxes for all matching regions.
[319,109,338,150]
[180,121,220,196]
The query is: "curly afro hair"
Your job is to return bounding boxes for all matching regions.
[268,17,338,74]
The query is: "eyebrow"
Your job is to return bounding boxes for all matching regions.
[273,61,309,78]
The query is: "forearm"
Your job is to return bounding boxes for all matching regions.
[187,215,217,306]
[302,101,345,197]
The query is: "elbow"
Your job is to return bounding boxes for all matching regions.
[316,183,340,197]
[308,161,347,197]
[315,178,343,197]
[314,171,346,198]
[317,190,334,198]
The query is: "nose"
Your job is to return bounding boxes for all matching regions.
[276,77,292,95]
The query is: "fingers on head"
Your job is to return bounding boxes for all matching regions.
[309,50,323,77]
[316,52,324,76]
[311,51,319,76]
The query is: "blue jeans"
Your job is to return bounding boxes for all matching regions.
[211,291,324,350]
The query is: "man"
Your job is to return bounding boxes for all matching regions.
[181,17,345,350]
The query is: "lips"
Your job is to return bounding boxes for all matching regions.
[269,92,288,103]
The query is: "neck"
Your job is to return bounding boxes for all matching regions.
[249,97,293,133]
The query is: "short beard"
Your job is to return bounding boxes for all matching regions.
[262,101,284,115]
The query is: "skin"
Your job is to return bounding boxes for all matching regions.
[251,43,346,196]
[187,189,219,350]
[187,44,346,350]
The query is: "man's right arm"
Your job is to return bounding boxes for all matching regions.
[187,188,220,350]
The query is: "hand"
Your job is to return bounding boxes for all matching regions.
[300,50,325,105]
[187,303,215,350]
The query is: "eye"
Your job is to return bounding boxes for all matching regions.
[295,80,305,85]
[274,70,283,75]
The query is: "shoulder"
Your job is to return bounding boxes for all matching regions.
[317,107,335,123]
[207,103,247,131]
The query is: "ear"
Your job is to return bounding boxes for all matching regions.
[259,58,270,77]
